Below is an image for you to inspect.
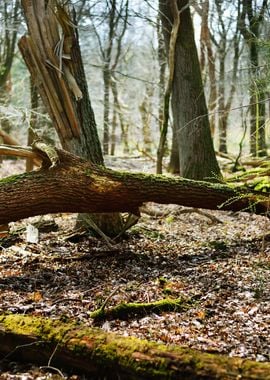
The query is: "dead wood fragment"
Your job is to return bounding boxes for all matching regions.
[90,297,193,323]
[0,314,270,380]
[141,204,223,224]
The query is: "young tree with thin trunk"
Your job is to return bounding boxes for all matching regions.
[90,0,129,155]
[238,0,268,157]
[139,84,154,154]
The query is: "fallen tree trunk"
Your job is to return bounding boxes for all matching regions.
[0,147,269,225]
[0,314,269,379]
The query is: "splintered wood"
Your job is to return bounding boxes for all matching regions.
[18,0,82,143]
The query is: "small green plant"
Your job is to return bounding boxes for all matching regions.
[208,240,228,251]
[165,215,174,224]
[253,176,270,192]
[253,271,266,299]
[162,287,173,295]
[157,277,167,287]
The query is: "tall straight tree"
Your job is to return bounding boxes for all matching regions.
[159,0,221,181]
[212,0,241,154]
[194,0,217,137]
[238,0,268,157]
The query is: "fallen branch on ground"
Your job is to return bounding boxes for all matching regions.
[90,297,193,323]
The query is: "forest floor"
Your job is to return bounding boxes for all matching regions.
[0,157,270,379]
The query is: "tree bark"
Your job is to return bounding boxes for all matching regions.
[0,314,269,380]
[156,0,180,174]
[160,0,221,181]
[0,147,268,225]
[19,0,124,236]
[197,0,217,137]
[238,0,267,157]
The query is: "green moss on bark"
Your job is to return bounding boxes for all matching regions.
[1,314,270,379]
[90,297,193,322]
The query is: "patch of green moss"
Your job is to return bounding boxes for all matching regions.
[157,277,167,287]
[162,287,173,295]
[84,168,92,177]
[0,314,75,343]
[90,297,193,322]
[0,173,26,185]
[208,240,228,251]
[90,334,172,377]
[254,261,270,270]
[1,314,270,379]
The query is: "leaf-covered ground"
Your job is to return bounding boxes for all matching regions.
[0,157,269,379]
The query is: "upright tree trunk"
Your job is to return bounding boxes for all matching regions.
[110,76,129,155]
[103,65,111,155]
[157,16,166,134]
[160,0,220,181]
[139,86,153,154]
[218,49,227,153]
[198,0,217,137]
[249,44,266,156]
[26,76,38,172]
[238,0,267,157]
[157,0,180,174]
[168,125,180,174]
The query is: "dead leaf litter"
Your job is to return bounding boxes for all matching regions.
[0,157,269,379]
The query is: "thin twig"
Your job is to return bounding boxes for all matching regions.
[40,366,65,378]
[100,286,120,312]
[2,341,46,360]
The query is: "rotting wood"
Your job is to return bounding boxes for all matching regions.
[0,314,269,380]
[90,297,193,323]
[0,146,269,225]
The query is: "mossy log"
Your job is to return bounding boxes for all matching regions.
[90,297,193,323]
[0,148,269,225]
[0,314,270,379]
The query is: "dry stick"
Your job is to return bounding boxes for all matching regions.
[156,1,180,174]
[141,204,222,224]
[39,366,65,378]
[100,286,120,312]
[2,341,46,360]
[78,214,116,248]
[0,145,41,161]
[0,130,41,168]
[114,213,140,240]
[176,208,222,224]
